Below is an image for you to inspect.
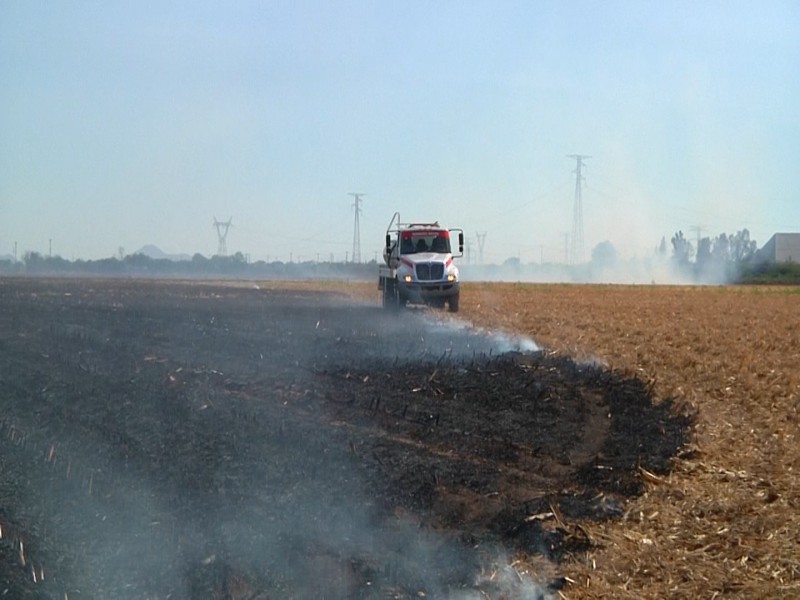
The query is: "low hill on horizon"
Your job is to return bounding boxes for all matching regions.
[133,244,193,262]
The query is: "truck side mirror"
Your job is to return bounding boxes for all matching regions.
[458,232,464,253]
[385,234,391,250]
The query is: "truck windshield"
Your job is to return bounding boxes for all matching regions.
[400,231,451,254]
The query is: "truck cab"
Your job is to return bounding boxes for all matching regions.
[379,212,464,312]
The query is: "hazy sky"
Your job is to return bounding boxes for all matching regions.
[1,1,798,263]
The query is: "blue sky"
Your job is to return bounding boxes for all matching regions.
[1,1,798,263]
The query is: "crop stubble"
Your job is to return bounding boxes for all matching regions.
[451,283,800,599]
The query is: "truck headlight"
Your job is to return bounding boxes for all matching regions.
[404,274,413,283]
[447,274,456,282]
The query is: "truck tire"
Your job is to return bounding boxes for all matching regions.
[448,293,460,313]
[382,280,402,311]
[382,280,394,309]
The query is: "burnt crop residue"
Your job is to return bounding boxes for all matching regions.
[0,279,692,598]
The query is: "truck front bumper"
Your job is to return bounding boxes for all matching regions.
[400,281,459,303]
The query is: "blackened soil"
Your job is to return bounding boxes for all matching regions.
[0,279,692,599]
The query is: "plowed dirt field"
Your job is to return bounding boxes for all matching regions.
[1,278,797,599]
[451,282,799,599]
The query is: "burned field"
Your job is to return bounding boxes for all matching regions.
[0,279,690,599]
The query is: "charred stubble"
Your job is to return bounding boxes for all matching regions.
[0,279,690,599]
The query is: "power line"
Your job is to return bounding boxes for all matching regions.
[568,154,589,265]
[478,178,573,225]
[349,193,365,263]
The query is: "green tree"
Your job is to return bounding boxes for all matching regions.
[730,229,757,263]
[671,231,693,265]
[696,237,712,267]
[591,240,618,269]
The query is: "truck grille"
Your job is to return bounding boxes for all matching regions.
[416,262,445,281]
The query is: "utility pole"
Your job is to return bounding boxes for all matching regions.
[349,193,365,263]
[568,154,590,265]
[213,217,233,257]
[476,232,487,264]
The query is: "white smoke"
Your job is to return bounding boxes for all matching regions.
[420,312,540,355]
[454,555,554,599]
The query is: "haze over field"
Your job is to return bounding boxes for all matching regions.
[1,1,798,264]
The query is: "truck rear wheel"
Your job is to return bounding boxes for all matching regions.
[448,293,460,313]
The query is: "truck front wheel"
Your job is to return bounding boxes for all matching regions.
[448,293,460,313]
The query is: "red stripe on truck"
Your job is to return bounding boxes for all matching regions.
[401,230,449,239]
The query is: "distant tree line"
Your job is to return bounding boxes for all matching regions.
[0,251,377,280]
[660,229,757,282]
[3,234,797,284]
[658,229,799,284]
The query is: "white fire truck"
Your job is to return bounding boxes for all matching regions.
[378,212,464,312]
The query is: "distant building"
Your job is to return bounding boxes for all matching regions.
[756,233,800,263]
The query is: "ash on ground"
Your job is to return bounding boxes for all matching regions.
[0,280,691,599]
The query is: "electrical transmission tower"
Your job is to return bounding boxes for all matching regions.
[689,225,704,248]
[476,232,487,264]
[568,154,589,265]
[213,217,233,257]
[349,193,365,263]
